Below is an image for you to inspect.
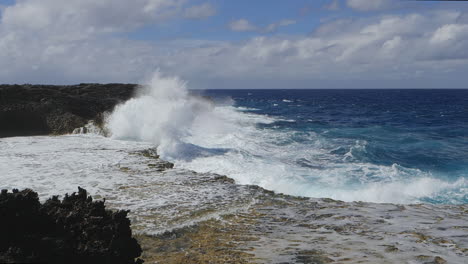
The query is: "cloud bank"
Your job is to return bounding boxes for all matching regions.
[0,0,467,88]
[346,0,393,11]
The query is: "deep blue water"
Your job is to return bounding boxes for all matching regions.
[194,89,468,204]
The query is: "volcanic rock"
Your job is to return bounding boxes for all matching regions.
[0,187,143,264]
[0,83,137,137]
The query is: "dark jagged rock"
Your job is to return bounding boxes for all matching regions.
[0,83,137,137]
[0,187,143,264]
[147,161,175,171]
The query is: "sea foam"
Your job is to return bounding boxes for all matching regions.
[106,72,466,204]
[107,71,216,158]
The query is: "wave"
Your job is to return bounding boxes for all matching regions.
[107,70,218,159]
[236,106,260,111]
[176,116,466,204]
[107,71,466,204]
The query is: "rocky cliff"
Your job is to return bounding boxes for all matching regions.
[0,83,137,137]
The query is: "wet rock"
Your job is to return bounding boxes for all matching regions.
[132,148,174,172]
[0,187,143,264]
[384,245,399,252]
[147,161,174,171]
[294,250,334,264]
[0,83,137,137]
[424,256,447,264]
[73,120,107,135]
[138,149,160,159]
[213,174,235,184]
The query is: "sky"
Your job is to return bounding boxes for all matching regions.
[1,0,468,88]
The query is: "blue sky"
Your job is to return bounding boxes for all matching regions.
[124,0,321,41]
[1,0,468,88]
[125,0,451,41]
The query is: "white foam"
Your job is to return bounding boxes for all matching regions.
[105,71,466,204]
[72,120,105,135]
[173,106,466,204]
[0,134,258,234]
[107,70,215,158]
[0,134,154,200]
[236,106,260,111]
[2,135,465,263]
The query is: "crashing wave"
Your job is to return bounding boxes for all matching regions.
[105,71,467,204]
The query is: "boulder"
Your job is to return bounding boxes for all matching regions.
[0,187,143,264]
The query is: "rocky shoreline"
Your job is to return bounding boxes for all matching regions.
[0,84,137,137]
[1,84,467,263]
[5,133,468,263]
[0,84,140,262]
[1,133,467,264]
[0,187,143,264]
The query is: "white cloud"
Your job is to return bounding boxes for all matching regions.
[0,0,467,88]
[0,4,7,14]
[0,0,187,83]
[183,3,216,19]
[324,0,340,11]
[229,19,257,32]
[1,0,185,35]
[157,11,468,88]
[265,19,296,33]
[347,0,393,11]
[431,24,468,44]
[230,18,296,33]
[279,20,296,27]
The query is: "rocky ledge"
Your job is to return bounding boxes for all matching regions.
[0,187,143,264]
[0,83,137,137]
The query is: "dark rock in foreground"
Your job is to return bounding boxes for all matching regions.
[0,83,137,137]
[0,187,143,264]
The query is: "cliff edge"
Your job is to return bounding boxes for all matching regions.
[0,83,137,137]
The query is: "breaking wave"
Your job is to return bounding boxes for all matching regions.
[107,72,467,204]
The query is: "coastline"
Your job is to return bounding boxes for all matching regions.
[1,85,466,263]
[1,134,466,263]
[126,149,468,263]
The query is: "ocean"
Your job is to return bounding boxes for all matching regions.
[1,75,467,262]
[176,89,468,204]
[97,74,468,205]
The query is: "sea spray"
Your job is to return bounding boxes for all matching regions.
[106,77,467,204]
[107,71,222,159]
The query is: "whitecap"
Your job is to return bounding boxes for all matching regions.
[105,71,466,204]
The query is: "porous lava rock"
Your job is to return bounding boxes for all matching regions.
[0,83,137,137]
[0,187,143,264]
